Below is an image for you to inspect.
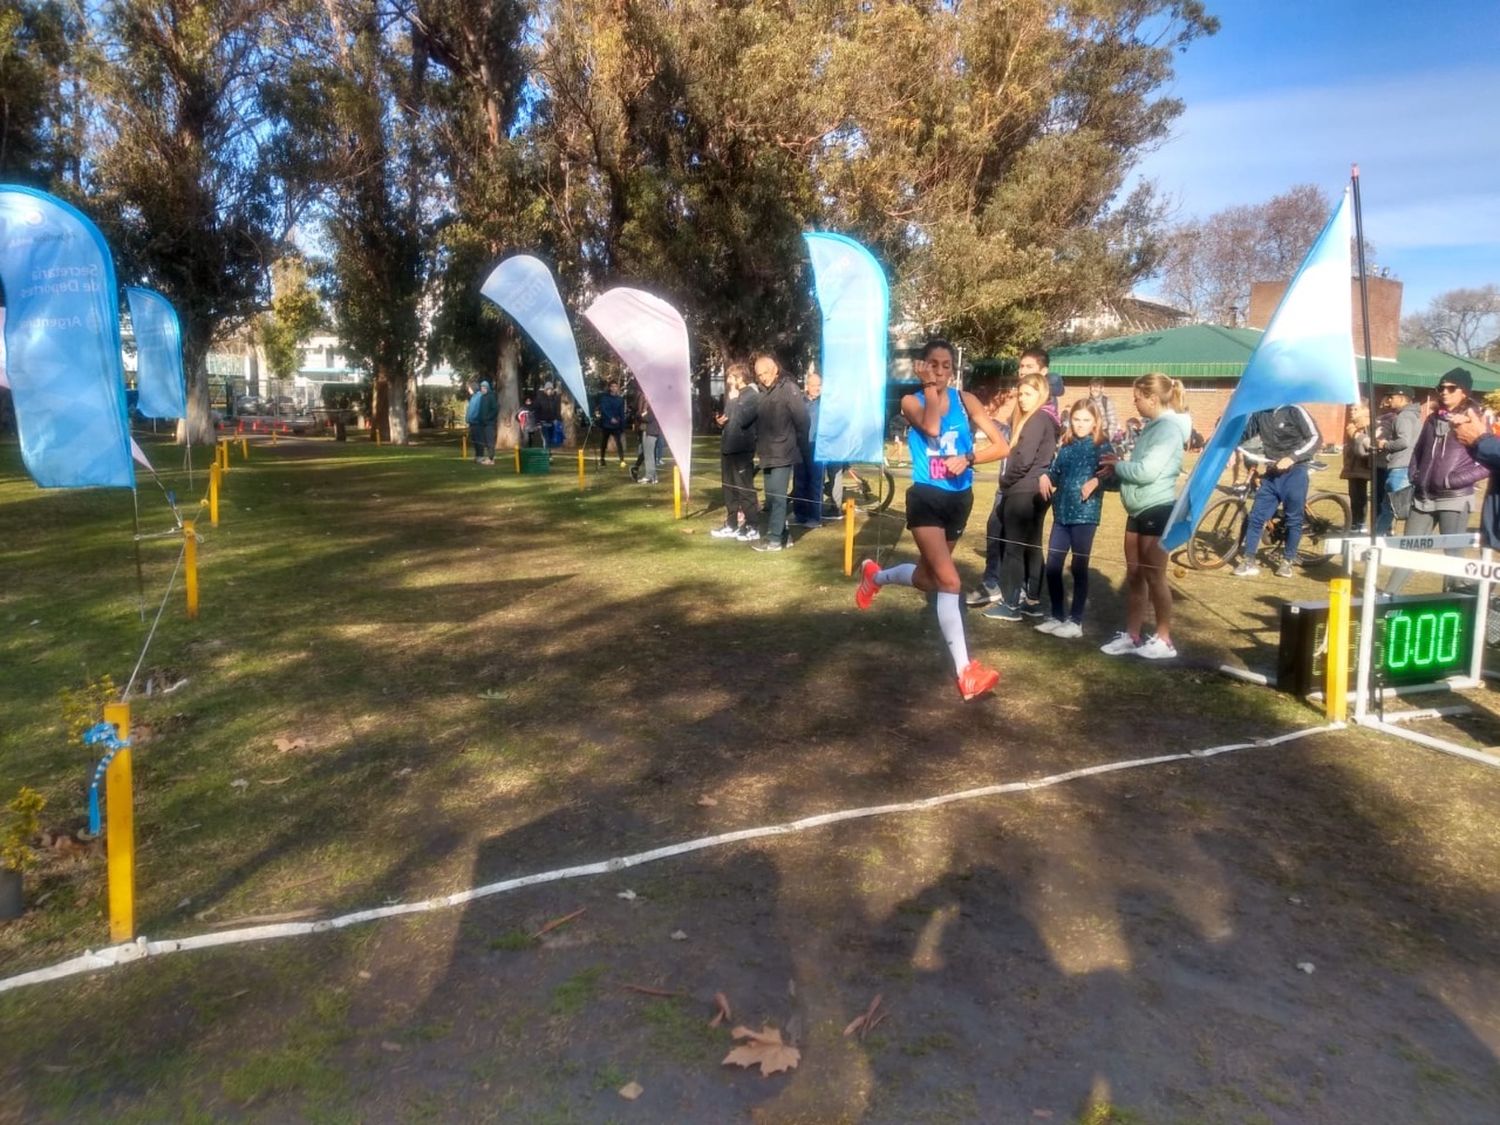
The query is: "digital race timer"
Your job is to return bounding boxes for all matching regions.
[1276,592,1478,696]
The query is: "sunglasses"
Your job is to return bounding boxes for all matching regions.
[1438,384,1464,393]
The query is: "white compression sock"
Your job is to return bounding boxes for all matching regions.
[935,591,970,674]
[874,563,917,587]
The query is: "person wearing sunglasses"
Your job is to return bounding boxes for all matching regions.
[1385,368,1488,595]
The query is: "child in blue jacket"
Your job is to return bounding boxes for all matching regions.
[1035,399,1109,638]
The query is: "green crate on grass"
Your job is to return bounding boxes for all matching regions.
[520,447,551,474]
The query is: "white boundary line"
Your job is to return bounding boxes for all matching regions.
[0,724,1336,996]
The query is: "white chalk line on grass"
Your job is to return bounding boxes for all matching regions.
[0,723,1336,996]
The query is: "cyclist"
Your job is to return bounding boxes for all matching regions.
[1232,403,1321,578]
[855,338,1011,701]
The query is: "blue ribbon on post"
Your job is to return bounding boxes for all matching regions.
[83,721,131,837]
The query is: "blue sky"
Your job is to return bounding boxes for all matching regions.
[1132,0,1500,314]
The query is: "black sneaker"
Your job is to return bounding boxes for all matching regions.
[752,540,784,553]
[1020,598,1045,618]
[965,584,1003,608]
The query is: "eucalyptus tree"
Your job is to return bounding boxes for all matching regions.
[86,0,318,441]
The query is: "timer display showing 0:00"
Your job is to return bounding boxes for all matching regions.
[1382,608,1464,673]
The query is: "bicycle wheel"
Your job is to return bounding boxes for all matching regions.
[846,467,897,515]
[1297,491,1352,564]
[1187,496,1247,570]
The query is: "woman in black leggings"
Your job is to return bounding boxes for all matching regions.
[983,371,1058,622]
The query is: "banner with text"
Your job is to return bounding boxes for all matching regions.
[0,185,133,488]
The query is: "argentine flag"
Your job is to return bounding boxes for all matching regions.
[1161,189,1359,550]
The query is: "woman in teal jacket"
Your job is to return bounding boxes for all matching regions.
[1097,373,1191,660]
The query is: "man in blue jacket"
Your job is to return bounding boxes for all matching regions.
[595,379,627,467]
[1233,403,1320,578]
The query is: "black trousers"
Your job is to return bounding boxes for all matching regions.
[598,428,625,463]
[998,489,1046,606]
[722,452,757,526]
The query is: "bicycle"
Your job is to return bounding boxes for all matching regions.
[840,464,897,514]
[1187,463,1351,570]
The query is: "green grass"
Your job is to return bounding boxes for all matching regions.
[4,434,1500,1122]
[550,965,606,1017]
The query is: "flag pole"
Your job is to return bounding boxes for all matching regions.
[1350,164,1377,546]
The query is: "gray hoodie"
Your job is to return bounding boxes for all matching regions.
[1375,403,1420,470]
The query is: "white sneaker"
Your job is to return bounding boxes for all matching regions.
[1100,631,1139,656]
[1052,620,1083,639]
[710,524,740,539]
[1034,618,1063,634]
[1232,559,1261,577]
[1135,634,1178,660]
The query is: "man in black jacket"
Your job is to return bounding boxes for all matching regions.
[1234,403,1320,578]
[746,353,810,552]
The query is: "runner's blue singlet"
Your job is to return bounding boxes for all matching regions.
[907,388,975,492]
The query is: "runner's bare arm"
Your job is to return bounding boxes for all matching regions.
[962,391,1010,463]
[902,390,947,439]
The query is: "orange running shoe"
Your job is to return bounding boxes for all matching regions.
[956,660,1000,701]
[854,558,881,610]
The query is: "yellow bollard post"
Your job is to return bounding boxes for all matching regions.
[374,428,381,446]
[514,446,522,473]
[209,462,221,526]
[1326,577,1351,721]
[216,440,225,473]
[102,701,135,944]
[240,436,248,460]
[673,467,683,519]
[577,447,586,490]
[461,433,468,460]
[271,428,278,445]
[184,520,199,620]
[843,499,856,576]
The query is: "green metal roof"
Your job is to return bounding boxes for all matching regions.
[1046,325,1500,391]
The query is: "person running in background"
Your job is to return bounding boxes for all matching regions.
[712,363,760,540]
[983,370,1058,622]
[595,379,627,466]
[466,378,498,464]
[1374,386,1419,534]
[746,353,810,552]
[1097,373,1190,660]
[854,339,1011,702]
[1035,398,1108,639]
[1231,402,1320,578]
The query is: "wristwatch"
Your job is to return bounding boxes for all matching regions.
[964,451,976,467]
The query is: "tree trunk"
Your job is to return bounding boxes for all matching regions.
[372,368,390,442]
[405,376,420,435]
[494,329,521,450]
[178,327,216,446]
[386,363,410,444]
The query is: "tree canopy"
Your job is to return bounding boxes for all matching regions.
[5,0,1224,442]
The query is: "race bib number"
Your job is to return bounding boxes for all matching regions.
[928,455,951,480]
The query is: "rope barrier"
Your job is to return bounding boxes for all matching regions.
[122,540,187,702]
[0,722,1336,997]
[82,722,132,836]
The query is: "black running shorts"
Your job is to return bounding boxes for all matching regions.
[906,483,974,540]
[1125,502,1174,538]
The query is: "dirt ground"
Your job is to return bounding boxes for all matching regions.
[2,440,1499,1123]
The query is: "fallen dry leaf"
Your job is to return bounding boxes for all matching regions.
[842,994,883,1039]
[273,736,307,753]
[669,929,687,941]
[380,1041,403,1053]
[696,795,719,807]
[722,1025,800,1077]
[622,984,683,998]
[709,991,732,1028]
[618,1081,643,1100]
